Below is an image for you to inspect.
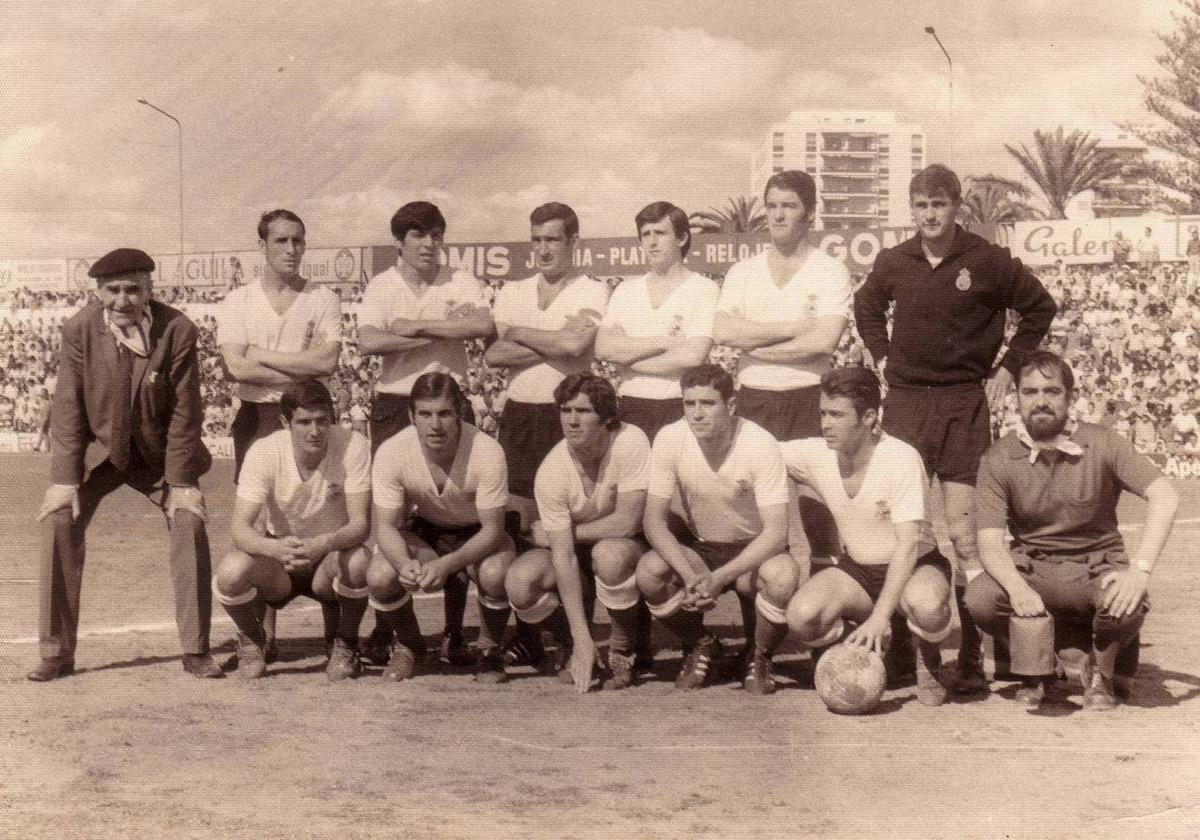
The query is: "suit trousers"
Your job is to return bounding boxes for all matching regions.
[38,456,212,660]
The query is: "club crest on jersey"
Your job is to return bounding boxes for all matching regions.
[875,500,892,521]
[955,268,972,291]
[669,313,685,336]
[327,483,343,500]
[734,478,752,497]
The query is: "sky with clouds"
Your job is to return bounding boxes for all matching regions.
[0,0,1181,257]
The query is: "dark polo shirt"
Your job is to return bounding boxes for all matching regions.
[974,422,1164,557]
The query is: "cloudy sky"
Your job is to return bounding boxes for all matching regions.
[0,0,1179,257]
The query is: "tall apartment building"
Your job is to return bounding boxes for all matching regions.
[750,110,925,230]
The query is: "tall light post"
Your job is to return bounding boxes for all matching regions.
[136,98,184,283]
[924,26,954,165]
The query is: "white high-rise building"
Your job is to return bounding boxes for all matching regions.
[751,110,925,230]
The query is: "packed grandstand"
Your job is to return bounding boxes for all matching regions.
[3,257,1199,468]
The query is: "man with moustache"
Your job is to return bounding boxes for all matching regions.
[964,351,1177,708]
[854,164,1058,692]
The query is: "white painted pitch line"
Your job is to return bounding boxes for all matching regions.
[0,591,442,645]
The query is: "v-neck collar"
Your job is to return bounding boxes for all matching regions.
[254,279,302,319]
[566,429,617,498]
[419,426,469,496]
[835,435,884,501]
[690,419,741,476]
[642,272,689,312]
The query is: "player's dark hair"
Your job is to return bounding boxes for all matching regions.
[390,201,447,242]
[554,373,620,430]
[410,371,465,419]
[820,366,881,418]
[530,202,579,239]
[680,364,735,401]
[764,170,817,215]
[257,209,306,242]
[1016,350,1075,393]
[909,164,962,203]
[280,379,334,423]
[635,201,691,258]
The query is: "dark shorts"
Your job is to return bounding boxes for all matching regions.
[232,401,283,482]
[882,382,990,485]
[832,548,952,603]
[736,384,821,441]
[619,395,684,445]
[680,537,753,593]
[264,563,325,609]
[410,517,481,556]
[498,400,563,498]
[369,393,412,456]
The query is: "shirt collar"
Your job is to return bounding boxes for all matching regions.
[103,305,153,357]
[1014,416,1084,464]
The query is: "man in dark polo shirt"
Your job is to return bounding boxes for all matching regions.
[854,164,1058,692]
[964,351,1178,709]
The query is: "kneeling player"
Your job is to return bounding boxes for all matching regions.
[637,364,805,693]
[367,373,516,681]
[783,367,953,705]
[504,374,652,692]
[213,380,372,680]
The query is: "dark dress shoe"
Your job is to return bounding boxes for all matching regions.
[26,659,74,681]
[182,653,224,678]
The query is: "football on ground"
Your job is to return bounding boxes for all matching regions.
[814,642,888,715]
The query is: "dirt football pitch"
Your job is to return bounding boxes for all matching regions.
[1,452,1198,839]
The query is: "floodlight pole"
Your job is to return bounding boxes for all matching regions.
[137,98,184,282]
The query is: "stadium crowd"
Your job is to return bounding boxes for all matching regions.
[1,253,1198,456]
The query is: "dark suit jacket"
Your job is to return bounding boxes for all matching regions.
[51,299,212,486]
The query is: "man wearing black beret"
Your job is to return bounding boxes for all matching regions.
[27,247,220,680]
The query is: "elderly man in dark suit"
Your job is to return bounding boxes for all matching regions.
[27,248,220,681]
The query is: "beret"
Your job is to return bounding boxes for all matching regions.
[89,248,156,280]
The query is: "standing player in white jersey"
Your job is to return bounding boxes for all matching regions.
[356,202,495,667]
[504,374,652,692]
[486,203,612,670]
[366,373,516,682]
[218,210,343,658]
[637,364,806,693]
[783,367,954,706]
[212,380,372,681]
[716,170,851,443]
[595,202,719,444]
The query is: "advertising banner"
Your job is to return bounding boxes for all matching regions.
[0,259,72,292]
[1002,217,1184,266]
[365,226,944,284]
[149,247,368,292]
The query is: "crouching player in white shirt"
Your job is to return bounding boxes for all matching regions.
[504,374,653,692]
[213,380,372,681]
[366,373,516,682]
[638,364,806,694]
[782,367,954,705]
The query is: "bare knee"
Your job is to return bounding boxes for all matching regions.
[591,539,639,585]
[476,553,511,599]
[902,585,951,632]
[340,545,372,587]
[757,554,801,607]
[215,551,255,594]
[786,589,831,639]
[366,555,401,594]
[505,552,550,610]
[636,551,675,603]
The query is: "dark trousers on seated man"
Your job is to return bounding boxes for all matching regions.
[964,549,1145,687]
[40,453,212,664]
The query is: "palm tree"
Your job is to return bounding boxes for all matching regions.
[1004,127,1126,219]
[689,196,767,234]
[959,175,1040,226]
